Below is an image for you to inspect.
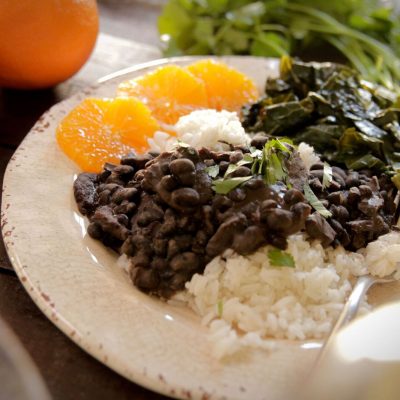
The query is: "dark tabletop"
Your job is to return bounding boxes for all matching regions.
[0,1,172,399]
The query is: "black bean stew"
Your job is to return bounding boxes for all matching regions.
[74,142,397,298]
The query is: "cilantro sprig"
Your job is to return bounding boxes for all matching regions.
[208,138,294,195]
[268,248,296,268]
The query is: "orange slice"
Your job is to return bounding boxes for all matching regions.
[56,97,159,173]
[186,59,259,113]
[117,65,208,126]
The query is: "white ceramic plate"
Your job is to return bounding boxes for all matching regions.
[3,56,399,400]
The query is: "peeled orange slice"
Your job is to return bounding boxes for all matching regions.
[56,97,159,172]
[117,65,208,126]
[186,59,259,113]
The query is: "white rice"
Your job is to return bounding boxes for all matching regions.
[172,232,400,359]
[148,109,250,153]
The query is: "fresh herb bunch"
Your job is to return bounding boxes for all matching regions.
[158,0,400,91]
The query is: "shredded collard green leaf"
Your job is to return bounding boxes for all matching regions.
[303,182,332,218]
[267,248,296,268]
[205,165,219,178]
[212,176,252,194]
[322,162,333,189]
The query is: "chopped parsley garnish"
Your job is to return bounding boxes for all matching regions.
[267,248,295,268]
[322,162,333,189]
[205,165,219,178]
[212,176,252,194]
[217,299,223,318]
[210,138,294,194]
[303,182,332,218]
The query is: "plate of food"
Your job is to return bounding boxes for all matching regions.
[3,56,400,400]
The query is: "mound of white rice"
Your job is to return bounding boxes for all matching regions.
[171,232,400,359]
[148,109,249,153]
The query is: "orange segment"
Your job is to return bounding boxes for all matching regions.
[117,65,208,126]
[186,59,259,113]
[56,97,159,173]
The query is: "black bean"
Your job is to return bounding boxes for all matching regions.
[229,151,244,164]
[206,213,247,258]
[265,209,294,231]
[328,180,341,191]
[114,202,136,215]
[228,188,246,202]
[359,185,373,198]
[106,173,125,186]
[121,153,153,169]
[113,165,134,178]
[87,222,103,239]
[117,214,129,227]
[309,177,323,192]
[218,161,229,175]
[232,226,266,254]
[198,147,213,160]
[310,163,324,170]
[250,133,269,148]
[171,188,200,208]
[160,175,178,191]
[151,257,168,270]
[212,195,233,211]
[169,273,190,290]
[167,239,180,258]
[111,187,138,204]
[305,213,336,247]
[170,252,199,271]
[137,203,164,227]
[332,172,346,188]
[284,188,304,205]
[309,170,324,180]
[231,166,251,177]
[211,151,230,162]
[327,191,345,206]
[345,172,360,187]
[73,173,98,215]
[352,233,366,250]
[170,159,196,186]
[330,205,349,223]
[91,206,129,241]
[347,187,361,205]
[260,200,277,215]
[244,177,264,190]
[270,236,287,249]
[133,268,160,290]
[332,166,347,180]
[97,183,120,193]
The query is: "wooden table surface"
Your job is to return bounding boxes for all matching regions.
[0,1,173,399]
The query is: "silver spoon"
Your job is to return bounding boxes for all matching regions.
[314,271,398,367]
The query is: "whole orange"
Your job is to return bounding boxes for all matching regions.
[0,0,99,89]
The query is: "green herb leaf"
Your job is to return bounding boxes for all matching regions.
[267,248,295,268]
[224,163,239,177]
[212,176,252,194]
[205,165,219,178]
[303,182,332,218]
[217,299,223,317]
[391,172,400,190]
[322,162,333,189]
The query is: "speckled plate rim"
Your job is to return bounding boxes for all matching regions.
[2,56,324,400]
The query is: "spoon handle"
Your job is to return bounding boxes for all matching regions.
[315,275,375,365]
